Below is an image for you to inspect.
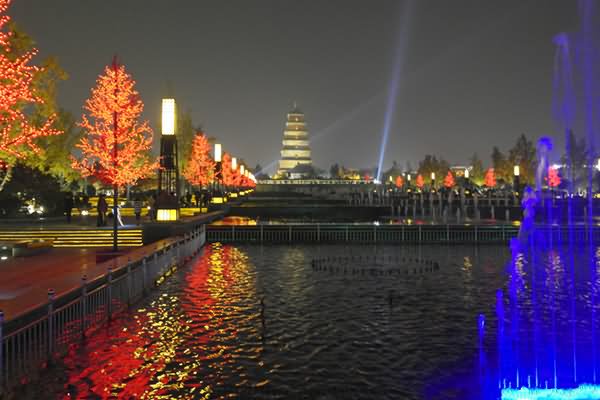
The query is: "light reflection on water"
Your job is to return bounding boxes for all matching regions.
[35,244,512,399]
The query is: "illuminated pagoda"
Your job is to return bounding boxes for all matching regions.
[277,103,312,178]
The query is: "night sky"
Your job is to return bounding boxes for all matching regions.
[12,0,577,173]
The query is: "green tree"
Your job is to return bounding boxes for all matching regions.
[177,110,196,173]
[508,134,536,186]
[561,130,588,191]
[417,155,449,182]
[0,23,70,189]
[491,146,510,182]
[469,153,485,185]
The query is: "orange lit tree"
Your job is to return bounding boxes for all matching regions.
[444,171,455,188]
[183,132,214,187]
[547,166,561,188]
[221,152,235,186]
[72,58,158,251]
[395,175,404,189]
[416,174,424,190]
[484,168,496,188]
[0,0,61,188]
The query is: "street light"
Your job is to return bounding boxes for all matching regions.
[513,165,520,194]
[464,168,470,179]
[430,172,436,190]
[157,98,179,222]
[212,143,223,204]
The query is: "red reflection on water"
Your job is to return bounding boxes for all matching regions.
[55,243,242,399]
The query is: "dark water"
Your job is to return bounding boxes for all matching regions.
[34,244,511,399]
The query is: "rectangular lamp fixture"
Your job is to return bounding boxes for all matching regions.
[162,99,175,135]
[156,209,178,221]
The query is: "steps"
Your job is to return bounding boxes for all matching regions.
[0,228,143,248]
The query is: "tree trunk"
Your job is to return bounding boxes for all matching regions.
[0,165,13,192]
[113,184,118,252]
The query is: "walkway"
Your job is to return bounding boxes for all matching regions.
[0,238,176,321]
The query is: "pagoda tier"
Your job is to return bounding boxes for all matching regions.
[277,105,312,175]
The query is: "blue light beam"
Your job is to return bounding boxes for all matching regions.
[376,1,414,182]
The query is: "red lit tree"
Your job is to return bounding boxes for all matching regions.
[0,0,61,170]
[484,168,496,188]
[72,58,158,251]
[416,174,424,189]
[547,166,561,188]
[395,175,404,189]
[221,152,235,186]
[183,132,214,187]
[443,171,455,188]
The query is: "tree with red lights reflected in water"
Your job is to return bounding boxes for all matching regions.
[0,0,61,184]
[183,132,215,187]
[72,57,158,251]
[221,152,235,186]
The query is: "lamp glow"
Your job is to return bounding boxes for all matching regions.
[232,157,237,171]
[156,209,178,221]
[161,99,175,136]
[407,174,411,181]
[240,165,245,176]
[464,168,470,179]
[514,165,520,176]
[214,144,222,162]
[431,172,435,181]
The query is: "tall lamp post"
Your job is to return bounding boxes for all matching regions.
[513,165,520,195]
[430,172,436,191]
[212,143,223,203]
[231,157,238,198]
[157,98,179,222]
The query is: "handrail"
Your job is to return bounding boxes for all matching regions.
[0,225,206,394]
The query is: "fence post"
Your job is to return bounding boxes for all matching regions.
[232,225,235,242]
[142,256,148,295]
[0,309,3,391]
[447,224,450,242]
[260,224,264,243]
[373,225,376,243]
[317,223,320,242]
[502,224,505,242]
[126,258,132,306]
[81,275,88,338]
[107,267,113,321]
[345,225,349,242]
[418,225,422,243]
[47,288,55,358]
[289,225,292,243]
[475,225,478,243]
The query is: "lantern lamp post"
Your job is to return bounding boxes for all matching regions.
[156,98,179,221]
[212,143,223,203]
[513,165,520,194]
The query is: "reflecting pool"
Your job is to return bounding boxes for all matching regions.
[33,244,512,399]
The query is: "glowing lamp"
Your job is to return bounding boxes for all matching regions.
[407,174,411,182]
[214,143,222,162]
[431,172,435,181]
[514,165,520,176]
[230,192,238,198]
[596,159,600,172]
[464,169,470,179]
[232,157,237,171]
[156,209,178,221]
[161,99,175,135]
[240,165,245,176]
[389,176,393,182]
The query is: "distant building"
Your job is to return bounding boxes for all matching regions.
[277,104,312,178]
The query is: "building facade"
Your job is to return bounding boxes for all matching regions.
[277,105,312,178]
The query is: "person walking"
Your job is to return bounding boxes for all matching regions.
[97,194,108,227]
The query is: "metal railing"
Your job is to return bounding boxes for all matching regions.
[0,225,206,394]
[207,224,520,244]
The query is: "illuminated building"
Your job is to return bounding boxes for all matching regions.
[277,103,312,178]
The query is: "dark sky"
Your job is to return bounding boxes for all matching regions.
[12,0,578,173]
